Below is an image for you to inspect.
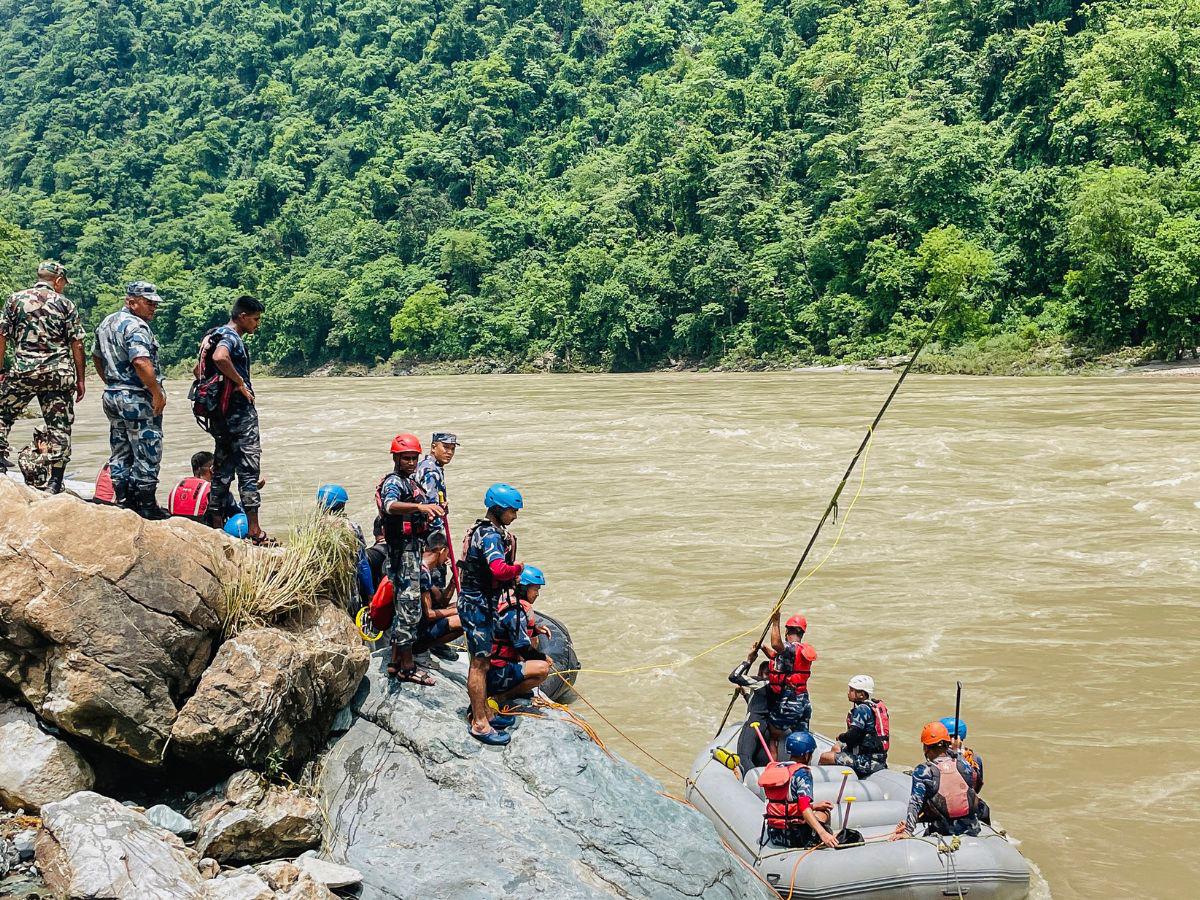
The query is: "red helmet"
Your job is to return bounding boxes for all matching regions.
[785,614,808,632]
[390,433,422,455]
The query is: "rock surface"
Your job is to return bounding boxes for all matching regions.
[172,602,369,771]
[36,791,205,898]
[144,802,196,838]
[192,770,322,865]
[318,661,772,900]
[0,702,94,811]
[294,850,362,888]
[0,480,230,765]
[200,872,275,900]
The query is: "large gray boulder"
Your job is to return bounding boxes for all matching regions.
[0,480,229,765]
[35,791,205,899]
[171,602,369,771]
[318,662,772,900]
[0,701,94,811]
[191,770,323,865]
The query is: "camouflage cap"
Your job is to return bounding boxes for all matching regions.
[37,260,69,283]
[125,281,163,304]
[431,432,459,446]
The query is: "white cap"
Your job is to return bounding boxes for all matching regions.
[848,674,874,695]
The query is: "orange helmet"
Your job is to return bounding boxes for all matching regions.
[921,721,951,746]
[390,433,422,455]
[785,614,808,631]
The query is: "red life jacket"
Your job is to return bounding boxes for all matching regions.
[367,578,395,631]
[94,464,115,504]
[169,477,211,518]
[766,642,817,696]
[931,755,975,821]
[760,761,808,831]
[846,699,891,753]
[489,595,536,668]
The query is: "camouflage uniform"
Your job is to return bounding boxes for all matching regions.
[416,433,456,536]
[378,471,431,649]
[832,701,889,779]
[0,279,84,467]
[94,307,164,495]
[17,428,53,489]
[207,325,262,517]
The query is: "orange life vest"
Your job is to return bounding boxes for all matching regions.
[932,755,975,820]
[766,642,817,695]
[169,477,211,518]
[760,761,808,831]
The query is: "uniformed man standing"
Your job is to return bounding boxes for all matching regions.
[0,261,86,493]
[416,432,458,539]
[92,282,169,519]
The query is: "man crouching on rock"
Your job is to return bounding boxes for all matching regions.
[457,483,525,746]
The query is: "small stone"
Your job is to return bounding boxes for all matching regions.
[0,705,95,812]
[256,859,301,891]
[198,857,220,879]
[295,854,363,889]
[145,804,196,838]
[13,828,36,860]
[0,836,19,876]
[280,872,337,900]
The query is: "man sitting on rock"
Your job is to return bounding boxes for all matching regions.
[413,531,463,661]
[487,565,552,711]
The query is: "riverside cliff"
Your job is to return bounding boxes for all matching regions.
[0,479,770,899]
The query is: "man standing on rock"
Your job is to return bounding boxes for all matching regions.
[0,260,86,494]
[93,282,169,518]
[417,431,458,593]
[201,295,269,543]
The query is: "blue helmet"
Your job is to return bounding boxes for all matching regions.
[786,730,817,757]
[484,483,523,510]
[316,483,349,511]
[940,717,967,739]
[224,513,249,539]
[519,565,545,586]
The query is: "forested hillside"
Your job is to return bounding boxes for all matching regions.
[1,0,1197,371]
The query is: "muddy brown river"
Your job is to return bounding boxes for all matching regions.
[56,372,1197,899]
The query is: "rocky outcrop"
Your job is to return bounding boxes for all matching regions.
[318,662,772,900]
[0,701,94,811]
[36,791,205,898]
[0,480,230,765]
[191,770,322,865]
[172,603,369,771]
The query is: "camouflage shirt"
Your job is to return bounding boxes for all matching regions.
[0,282,84,377]
[94,308,162,391]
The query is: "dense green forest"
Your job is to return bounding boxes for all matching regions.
[0,0,1198,372]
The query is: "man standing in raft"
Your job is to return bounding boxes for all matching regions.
[378,434,444,685]
[750,609,818,751]
[458,483,525,746]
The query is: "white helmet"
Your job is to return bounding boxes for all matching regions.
[848,674,874,696]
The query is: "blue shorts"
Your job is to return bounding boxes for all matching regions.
[487,662,525,695]
[417,617,452,644]
[457,598,494,659]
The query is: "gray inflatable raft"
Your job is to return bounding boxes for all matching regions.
[686,724,1030,899]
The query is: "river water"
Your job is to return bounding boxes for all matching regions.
[57,372,1196,899]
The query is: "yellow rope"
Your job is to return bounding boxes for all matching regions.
[547,426,876,680]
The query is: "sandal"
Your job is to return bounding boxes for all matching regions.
[468,724,511,746]
[395,667,435,686]
[248,532,278,547]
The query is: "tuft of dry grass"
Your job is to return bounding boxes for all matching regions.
[220,511,360,637]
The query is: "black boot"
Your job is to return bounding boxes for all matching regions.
[113,484,128,508]
[45,466,66,495]
[133,488,171,520]
[0,453,10,474]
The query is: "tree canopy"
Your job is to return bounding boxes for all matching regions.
[1,0,1198,370]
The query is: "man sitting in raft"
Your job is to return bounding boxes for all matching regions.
[761,731,838,850]
[818,674,890,778]
[457,483,525,746]
[890,721,982,840]
[750,609,818,750]
[412,531,464,660]
[942,716,991,825]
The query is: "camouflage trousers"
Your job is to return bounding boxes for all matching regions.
[102,389,163,494]
[388,544,423,649]
[0,369,75,466]
[210,405,262,516]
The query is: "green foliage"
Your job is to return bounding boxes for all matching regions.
[1,0,1198,371]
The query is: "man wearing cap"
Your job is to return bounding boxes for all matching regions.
[416,432,457,537]
[92,282,169,519]
[0,260,86,493]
